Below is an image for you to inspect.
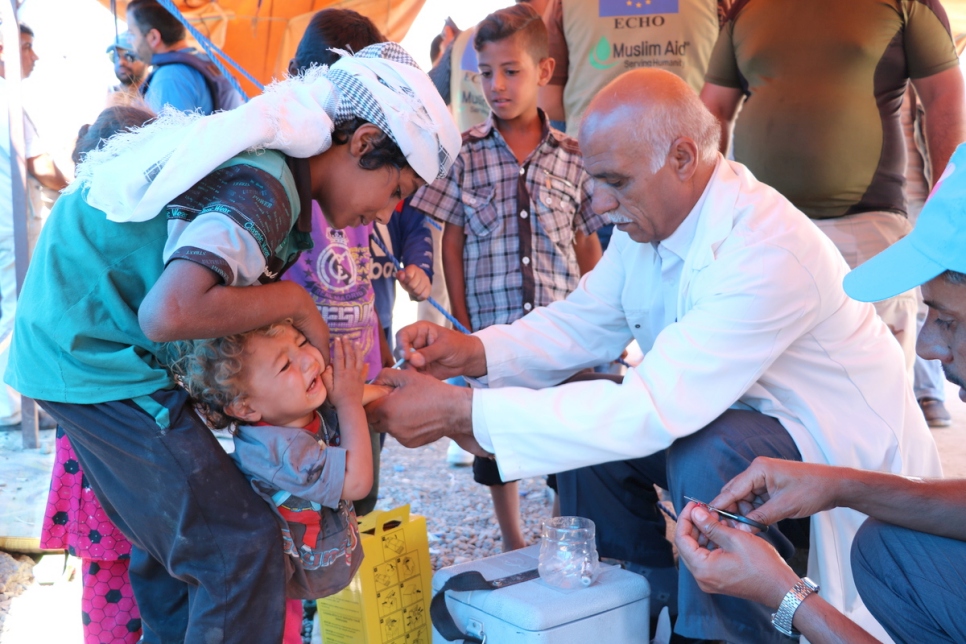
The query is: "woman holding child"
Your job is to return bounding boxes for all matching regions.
[8,42,459,643]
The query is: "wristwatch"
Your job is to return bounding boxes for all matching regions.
[772,577,819,637]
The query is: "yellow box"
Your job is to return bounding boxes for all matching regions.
[318,505,432,644]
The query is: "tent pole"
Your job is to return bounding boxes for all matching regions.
[2,0,39,449]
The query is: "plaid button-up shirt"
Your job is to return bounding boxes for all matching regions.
[410,114,605,331]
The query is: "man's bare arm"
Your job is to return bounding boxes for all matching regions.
[26,153,68,191]
[913,66,966,184]
[699,83,743,155]
[791,595,879,644]
[540,0,568,123]
[712,458,966,541]
[836,471,966,541]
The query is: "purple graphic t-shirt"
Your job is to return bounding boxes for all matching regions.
[283,202,381,380]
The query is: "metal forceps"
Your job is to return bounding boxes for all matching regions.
[684,496,769,532]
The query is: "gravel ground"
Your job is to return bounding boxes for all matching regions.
[371,435,556,570]
[0,552,35,622]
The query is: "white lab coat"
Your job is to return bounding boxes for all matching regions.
[472,158,941,639]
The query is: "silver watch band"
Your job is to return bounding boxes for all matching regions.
[772,577,819,637]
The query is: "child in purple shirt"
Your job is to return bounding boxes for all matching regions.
[283,202,382,382]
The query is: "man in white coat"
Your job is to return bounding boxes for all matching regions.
[368,69,941,642]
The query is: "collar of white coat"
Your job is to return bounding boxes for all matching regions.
[657,165,712,263]
[679,155,741,274]
[672,156,743,320]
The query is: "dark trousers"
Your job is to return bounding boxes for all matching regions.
[852,518,966,644]
[558,409,808,643]
[41,388,286,644]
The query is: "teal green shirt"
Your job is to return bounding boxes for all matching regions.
[6,150,311,404]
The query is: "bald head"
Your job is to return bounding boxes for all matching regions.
[581,69,720,173]
[577,70,721,245]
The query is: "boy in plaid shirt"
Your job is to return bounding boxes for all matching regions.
[410,3,606,550]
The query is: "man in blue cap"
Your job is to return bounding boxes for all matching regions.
[106,32,148,106]
[675,144,966,644]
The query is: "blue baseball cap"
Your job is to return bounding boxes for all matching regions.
[106,32,136,54]
[844,143,966,302]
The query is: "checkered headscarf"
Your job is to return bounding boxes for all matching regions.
[327,42,459,182]
[329,42,416,124]
[72,41,460,224]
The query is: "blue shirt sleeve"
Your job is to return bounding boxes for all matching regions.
[392,199,435,283]
[145,63,214,114]
[370,198,437,331]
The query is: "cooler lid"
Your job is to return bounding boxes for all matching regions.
[431,545,650,631]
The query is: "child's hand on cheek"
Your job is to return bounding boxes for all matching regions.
[327,337,367,409]
[320,363,334,396]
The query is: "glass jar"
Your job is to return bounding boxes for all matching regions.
[537,516,600,589]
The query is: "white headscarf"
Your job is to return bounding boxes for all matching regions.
[69,43,460,223]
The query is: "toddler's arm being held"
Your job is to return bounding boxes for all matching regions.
[363,383,393,405]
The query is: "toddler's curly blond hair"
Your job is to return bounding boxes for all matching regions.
[164,320,295,430]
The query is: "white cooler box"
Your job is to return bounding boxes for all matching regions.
[431,545,650,643]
